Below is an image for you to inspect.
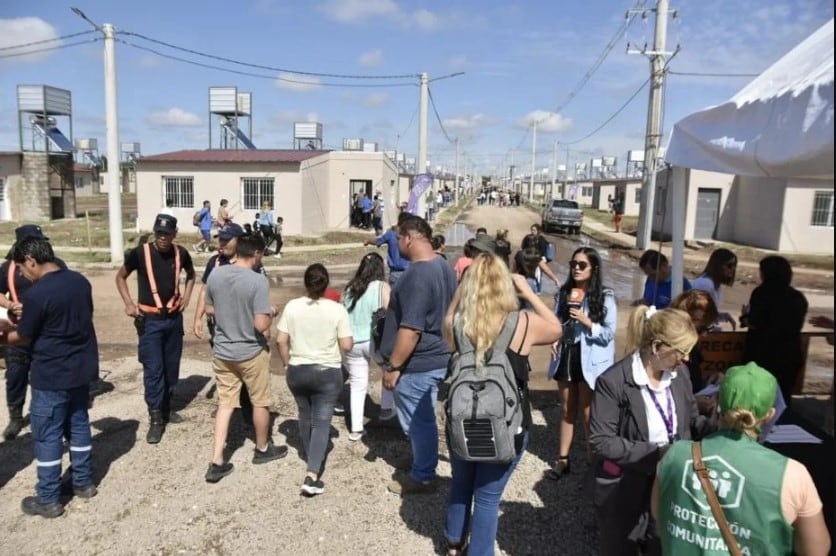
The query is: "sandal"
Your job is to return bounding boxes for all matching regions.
[545,456,571,480]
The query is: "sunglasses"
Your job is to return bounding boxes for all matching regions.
[725,261,737,269]
[569,260,590,271]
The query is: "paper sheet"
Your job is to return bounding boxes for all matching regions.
[695,384,720,397]
[764,424,822,444]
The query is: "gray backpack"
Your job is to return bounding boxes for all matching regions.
[446,311,523,463]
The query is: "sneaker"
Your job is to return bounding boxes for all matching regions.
[387,475,437,496]
[300,476,325,496]
[73,484,98,499]
[252,442,289,464]
[273,253,282,258]
[348,430,365,442]
[205,462,234,483]
[333,403,345,415]
[378,408,396,421]
[21,496,64,518]
[392,453,412,471]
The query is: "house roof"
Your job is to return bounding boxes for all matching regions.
[137,149,329,164]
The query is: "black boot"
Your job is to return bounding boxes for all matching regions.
[3,405,26,441]
[161,391,183,424]
[146,410,166,444]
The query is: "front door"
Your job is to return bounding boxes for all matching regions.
[349,179,372,228]
[695,188,721,239]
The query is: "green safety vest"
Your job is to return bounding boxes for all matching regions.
[657,430,793,555]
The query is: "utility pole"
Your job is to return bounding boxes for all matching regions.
[417,72,429,176]
[454,137,460,203]
[551,141,557,201]
[509,149,515,194]
[632,0,675,249]
[72,8,124,263]
[529,121,537,203]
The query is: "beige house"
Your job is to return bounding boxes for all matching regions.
[652,168,834,254]
[135,149,403,235]
[590,178,643,216]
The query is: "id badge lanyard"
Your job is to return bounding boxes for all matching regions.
[647,387,676,444]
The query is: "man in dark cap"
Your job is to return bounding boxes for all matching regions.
[0,236,98,518]
[115,214,195,444]
[0,225,66,440]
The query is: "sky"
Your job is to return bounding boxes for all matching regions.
[0,0,832,177]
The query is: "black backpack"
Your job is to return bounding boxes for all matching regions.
[446,312,523,463]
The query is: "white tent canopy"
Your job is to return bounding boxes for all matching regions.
[666,19,834,179]
[664,19,834,299]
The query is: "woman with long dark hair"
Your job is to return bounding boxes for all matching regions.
[740,255,808,404]
[342,253,395,439]
[691,247,738,329]
[547,247,617,480]
[276,264,353,496]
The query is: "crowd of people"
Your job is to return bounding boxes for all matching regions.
[0,209,830,556]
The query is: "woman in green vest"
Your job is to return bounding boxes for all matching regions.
[651,362,830,556]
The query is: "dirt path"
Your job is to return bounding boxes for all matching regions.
[0,204,831,554]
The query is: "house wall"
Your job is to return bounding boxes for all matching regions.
[653,169,735,240]
[778,179,834,253]
[724,175,784,249]
[135,161,307,234]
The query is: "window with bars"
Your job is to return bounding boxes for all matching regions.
[581,186,593,197]
[635,187,642,204]
[810,191,834,227]
[163,176,194,208]
[242,177,275,210]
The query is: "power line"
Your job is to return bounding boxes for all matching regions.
[668,70,759,77]
[0,30,97,51]
[562,78,650,145]
[119,30,419,80]
[117,38,416,88]
[427,87,456,145]
[0,38,99,59]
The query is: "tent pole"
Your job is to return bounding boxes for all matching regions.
[671,166,687,299]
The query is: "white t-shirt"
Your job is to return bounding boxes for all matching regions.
[277,297,352,368]
[631,352,678,446]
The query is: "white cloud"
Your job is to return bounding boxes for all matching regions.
[410,9,440,31]
[139,54,163,68]
[0,17,59,63]
[517,110,573,133]
[274,72,322,92]
[447,55,468,71]
[442,113,489,132]
[147,108,202,128]
[273,111,320,124]
[358,48,383,67]
[361,92,389,106]
[319,0,398,23]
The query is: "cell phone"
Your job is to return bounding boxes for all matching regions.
[134,315,146,336]
[601,459,622,477]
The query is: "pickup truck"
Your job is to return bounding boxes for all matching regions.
[541,199,583,234]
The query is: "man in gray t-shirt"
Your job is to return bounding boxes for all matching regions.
[202,234,287,483]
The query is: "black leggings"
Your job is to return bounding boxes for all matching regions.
[286,365,342,476]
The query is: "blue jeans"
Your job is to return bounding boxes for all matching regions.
[30,386,93,503]
[394,367,446,482]
[388,269,405,288]
[445,432,529,556]
[138,314,183,410]
[4,347,30,407]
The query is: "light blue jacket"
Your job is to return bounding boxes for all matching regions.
[548,288,617,388]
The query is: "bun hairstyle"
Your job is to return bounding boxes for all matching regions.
[721,408,759,433]
[625,306,698,355]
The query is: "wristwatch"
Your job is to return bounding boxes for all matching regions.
[385,363,403,373]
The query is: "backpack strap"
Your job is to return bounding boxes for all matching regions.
[7,262,19,304]
[494,311,520,354]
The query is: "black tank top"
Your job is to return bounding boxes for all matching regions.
[505,312,533,428]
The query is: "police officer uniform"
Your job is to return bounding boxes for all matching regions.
[116,214,195,443]
[0,225,66,440]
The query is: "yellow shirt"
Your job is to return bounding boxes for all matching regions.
[277,296,352,368]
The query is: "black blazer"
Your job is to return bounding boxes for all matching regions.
[590,354,713,475]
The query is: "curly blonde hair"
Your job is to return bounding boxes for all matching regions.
[456,253,519,364]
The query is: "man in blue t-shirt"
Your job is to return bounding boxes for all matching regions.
[379,215,457,496]
[634,249,691,309]
[360,194,373,229]
[364,212,411,287]
[193,200,213,253]
[0,237,99,518]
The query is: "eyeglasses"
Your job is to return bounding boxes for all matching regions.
[725,261,737,269]
[569,260,589,271]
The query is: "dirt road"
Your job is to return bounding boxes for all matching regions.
[0,203,831,554]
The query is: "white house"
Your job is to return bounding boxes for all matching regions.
[135,149,404,235]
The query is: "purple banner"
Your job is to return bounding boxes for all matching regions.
[406,173,433,214]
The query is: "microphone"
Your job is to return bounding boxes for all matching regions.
[567,288,585,311]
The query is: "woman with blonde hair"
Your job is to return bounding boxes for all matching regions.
[670,289,720,393]
[443,253,561,556]
[589,305,713,555]
[652,362,830,556]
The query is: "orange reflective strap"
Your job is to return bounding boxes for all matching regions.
[140,243,182,313]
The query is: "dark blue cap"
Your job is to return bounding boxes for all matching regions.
[15,224,48,242]
[216,223,245,240]
[153,214,178,234]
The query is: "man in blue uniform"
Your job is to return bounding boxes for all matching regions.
[115,214,195,444]
[0,236,99,518]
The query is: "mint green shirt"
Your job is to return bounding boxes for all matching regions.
[343,280,384,343]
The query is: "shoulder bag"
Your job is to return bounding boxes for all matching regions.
[691,442,743,556]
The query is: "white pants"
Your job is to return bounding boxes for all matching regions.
[344,341,394,433]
